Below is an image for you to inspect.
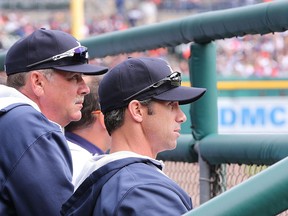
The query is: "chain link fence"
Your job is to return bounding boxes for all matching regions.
[163,161,288,216]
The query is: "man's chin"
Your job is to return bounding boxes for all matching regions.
[70,113,82,122]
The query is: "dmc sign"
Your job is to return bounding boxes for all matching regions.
[218,97,288,133]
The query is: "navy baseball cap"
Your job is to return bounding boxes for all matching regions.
[99,57,206,114]
[4,28,108,76]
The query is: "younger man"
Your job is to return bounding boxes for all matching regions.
[62,57,206,215]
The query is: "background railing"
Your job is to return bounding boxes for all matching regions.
[1,1,288,215]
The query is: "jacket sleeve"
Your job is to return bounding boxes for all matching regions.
[4,131,74,216]
[113,183,193,216]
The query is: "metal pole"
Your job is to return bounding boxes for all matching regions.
[189,42,218,204]
[70,0,85,40]
[195,142,211,204]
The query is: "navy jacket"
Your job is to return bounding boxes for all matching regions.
[61,157,193,216]
[0,103,74,215]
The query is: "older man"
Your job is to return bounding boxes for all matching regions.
[0,28,108,215]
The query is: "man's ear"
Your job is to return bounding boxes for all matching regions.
[98,111,107,129]
[30,71,45,97]
[127,100,144,123]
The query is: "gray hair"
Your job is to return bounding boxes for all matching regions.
[6,69,54,89]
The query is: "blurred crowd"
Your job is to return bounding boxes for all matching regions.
[1,0,287,78]
[216,33,288,78]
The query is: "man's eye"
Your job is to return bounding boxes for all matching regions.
[169,102,179,109]
[70,75,82,81]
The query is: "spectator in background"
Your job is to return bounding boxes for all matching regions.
[139,0,158,24]
[65,75,111,185]
[61,57,206,215]
[0,28,108,215]
[115,0,126,16]
[127,6,143,27]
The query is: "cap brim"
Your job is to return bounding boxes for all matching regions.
[53,64,108,75]
[153,86,206,105]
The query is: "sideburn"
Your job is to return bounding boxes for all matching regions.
[146,102,154,115]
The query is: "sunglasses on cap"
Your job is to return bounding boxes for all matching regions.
[124,71,182,102]
[27,46,88,68]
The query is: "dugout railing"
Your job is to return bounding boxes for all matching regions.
[1,1,288,215]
